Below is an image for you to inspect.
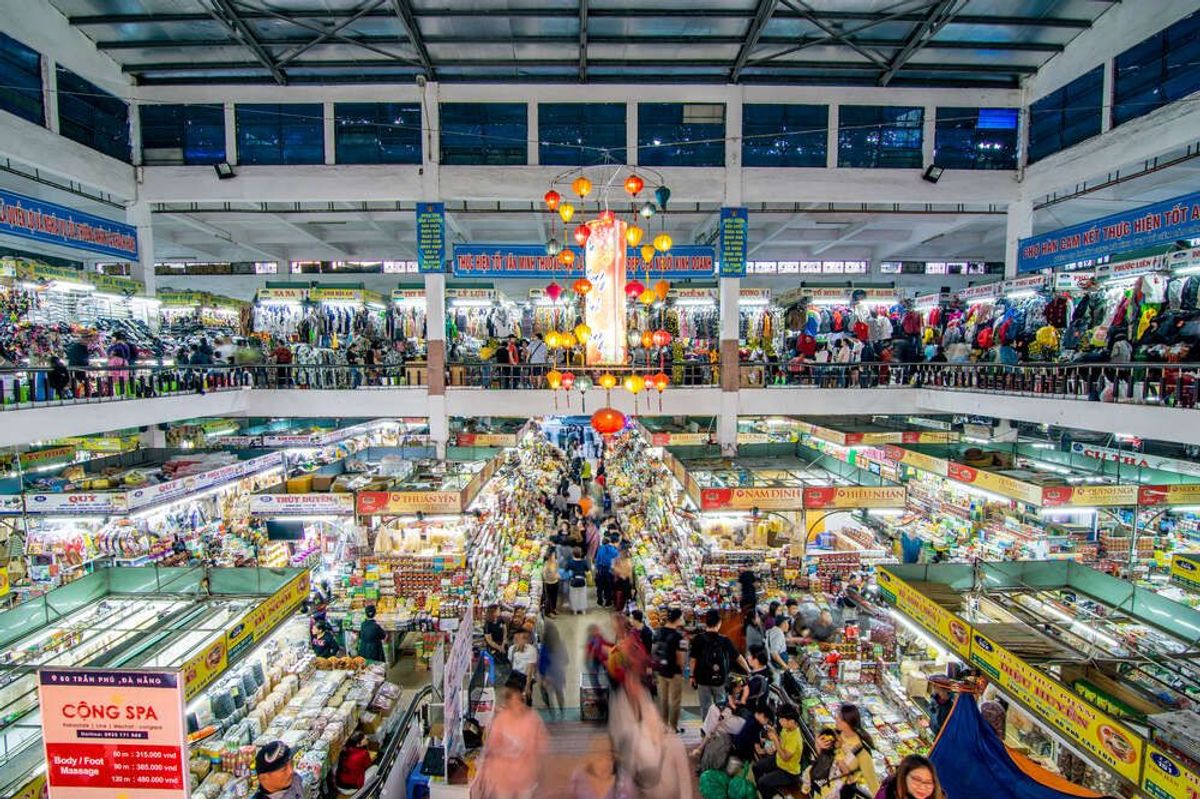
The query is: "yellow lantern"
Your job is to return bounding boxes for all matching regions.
[640,244,656,265]
[598,373,618,390]
[572,176,593,198]
[558,203,575,223]
[641,331,654,348]
[560,331,577,348]
[638,289,657,306]
[574,323,592,342]
[546,369,563,390]
[653,279,670,301]
[624,374,645,395]
[625,225,645,247]
[545,331,561,349]
[653,232,673,252]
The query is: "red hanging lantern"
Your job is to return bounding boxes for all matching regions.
[558,249,576,266]
[591,407,626,436]
[651,371,670,392]
[545,281,563,302]
[598,209,616,225]
[624,174,645,196]
[573,224,592,247]
[561,371,575,391]
[625,280,645,299]
[543,189,561,210]
[652,329,672,348]
[572,278,593,296]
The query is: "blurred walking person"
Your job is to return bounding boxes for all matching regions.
[475,674,547,799]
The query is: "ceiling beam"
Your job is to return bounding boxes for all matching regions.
[276,0,387,69]
[731,0,778,83]
[161,213,286,261]
[272,215,353,257]
[388,0,435,78]
[242,0,422,66]
[778,0,890,68]
[811,221,872,256]
[203,0,286,85]
[878,0,966,87]
[579,0,589,82]
[69,10,1094,27]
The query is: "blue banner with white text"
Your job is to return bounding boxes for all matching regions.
[0,189,138,259]
[719,207,748,277]
[416,202,446,273]
[453,244,716,279]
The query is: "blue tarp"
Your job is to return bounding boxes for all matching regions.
[930,695,1097,799]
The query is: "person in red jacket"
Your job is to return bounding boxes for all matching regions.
[335,732,375,791]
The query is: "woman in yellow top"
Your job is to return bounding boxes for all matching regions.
[833,703,880,796]
[752,704,803,797]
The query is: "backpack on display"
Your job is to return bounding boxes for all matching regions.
[696,633,731,685]
[902,310,921,335]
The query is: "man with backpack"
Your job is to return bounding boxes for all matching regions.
[689,608,749,723]
[653,608,687,731]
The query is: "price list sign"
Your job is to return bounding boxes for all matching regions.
[38,668,189,799]
[416,201,446,273]
[719,207,748,277]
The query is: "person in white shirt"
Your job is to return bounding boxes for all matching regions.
[764,616,794,680]
[507,628,539,702]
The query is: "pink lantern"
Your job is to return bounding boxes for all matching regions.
[546,282,563,302]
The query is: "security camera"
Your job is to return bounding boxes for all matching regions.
[416,75,427,88]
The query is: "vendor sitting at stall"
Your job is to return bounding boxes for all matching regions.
[335,732,375,792]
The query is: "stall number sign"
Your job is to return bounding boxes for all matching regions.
[38,668,188,799]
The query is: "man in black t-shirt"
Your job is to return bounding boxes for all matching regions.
[653,608,686,730]
[483,605,509,675]
[689,608,750,722]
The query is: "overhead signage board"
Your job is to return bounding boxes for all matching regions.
[248,493,355,515]
[1139,483,1200,506]
[453,244,716,279]
[1018,189,1200,272]
[257,288,306,302]
[802,485,907,509]
[25,492,127,514]
[718,207,748,277]
[0,189,138,259]
[356,490,464,515]
[957,282,1002,302]
[1040,484,1139,507]
[699,486,805,511]
[416,202,446,273]
[38,668,189,799]
[876,567,971,658]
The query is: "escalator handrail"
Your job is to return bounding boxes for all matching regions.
[352,683,435,799]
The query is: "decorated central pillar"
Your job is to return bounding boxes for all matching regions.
[584,217,627,366]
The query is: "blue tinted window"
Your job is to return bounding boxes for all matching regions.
[838,106,923,168]
[539,103,626,166]
[742,104,827,168]
[1114,10,1200,126]
[1028,66,1103,164]
[139,104,224,165]
[334,103,421,164]
[440,103,527,166]
[0,33,42,126]
[934,107,1018,170]
[56,66,129,162]
[235,104,324,165]
[638,103,725,167]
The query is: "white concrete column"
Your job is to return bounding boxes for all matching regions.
[717,391,738,457]
[1004,196,1033,279]
[826,105,839,169]
[224,102,237,165]
[42,57,58,133]
[528,102,539,166]
[323,101,335,165]
[421,82,440,198]
[129,99,143,167]
[922,104,936,167]
[626,101,638,167]
[126,199,156,295]
[428,394,448,459]
[1101,58,1115,133]
[724,92,743,205]
[425,272,446,342]
[719,276,740,396]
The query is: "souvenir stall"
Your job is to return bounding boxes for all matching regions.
[389,287,428,351]
[158,289,249,338]
[0,567,309,799]
[656,286,719,377]
[738,287,783,360]
[445,287,520,362]
[880,561,1200,798]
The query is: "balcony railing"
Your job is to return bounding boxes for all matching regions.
[0,361,1196,410]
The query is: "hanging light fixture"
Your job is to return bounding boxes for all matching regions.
[558,249,576,266]
[625,225,645,247]
[558,203,576,223]
[627,329,643,350]
[572,176,593,198]
[546,237,562,256]
[559,331,577,349]
[573,322,592,342]
[650,372,670,392]
[572,278,593,296]
[653,279,670,301]
[624,374,645,395]
[545,331,561,349]
[654,185,671,210]
[546,369,563,390]
[560,371,575,391]
[545,281,563,303]
[640,244,656,266]
[652,329,672,348]
[624,174,645,196]
[573,224,592,247]
[638,290,657,306]
[639,202,656,219]
[653,233,673,253]
[625,279,645,299]
[598,373,618,391]
[591,407,626,436]
[640,330,654,348]
[543,190,561,210]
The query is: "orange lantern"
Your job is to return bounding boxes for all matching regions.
[545,331,561,349]
[572,278,593,296]
[651,371,670,392]
[653,232,673,252]
[591,406,626,435]
[624,174,645,196]
[559,248,576,266]
[559,331,577,348]
[638,289,657,306]
[653,279,670,301]
[640,244,656,265]
[543,190,561,210]
[652,329,672,348]
[625,225,645,247]
[572,176,593,198]
[546,369,563,390]
[558,203,575,223]
[598,373,618,390]
[640,331,653,348]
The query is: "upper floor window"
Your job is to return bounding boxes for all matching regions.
[539,103,626,166]
[638,103,725,167]
[235,103,324,165]
[1027,66,1103,164]
[1114,9,1200,127]
[742,104,827,168]
[934,107,1018,170]
[334,103,422,164]
[838,106,923,169]
[0,33,42,126]
[140,104,225,165]
[440,102,527,166]
[57,66,130,162]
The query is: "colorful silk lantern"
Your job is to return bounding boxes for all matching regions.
[545,331,561,349]
[545,281,563,302]
[653,279,670,301]
[572,176,593,198]
[652,329,672,348]
[625,225,645,247]
[575,374,593,393]
[546,369,563,389]
[558,249,576,266]
[544,190,561,210]
[572,277,593,296]
[598,209,616,225]
[624,374,645,395]
[561,371,575,391]
[591,406,626,435]
[627,330,643,349]
[573,224,592,247]
[624,174,645,196]
[640,330,653,348]
[639,202,656,219]
[560,331,577,348]
[546,237,562,256]
[598,373,618,390]
[640,244,656,266]
[651,371,670,392]
[574,323,592,342]
[655,185,671,210]
[638,290,657,306]
[653,233,673,252]
[625,280,645,299]
[558,203,576,223]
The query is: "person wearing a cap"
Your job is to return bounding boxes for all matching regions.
[255,740,303,799]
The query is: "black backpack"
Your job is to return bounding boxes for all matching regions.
[652,627,680,675]
[696,632,731,686]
